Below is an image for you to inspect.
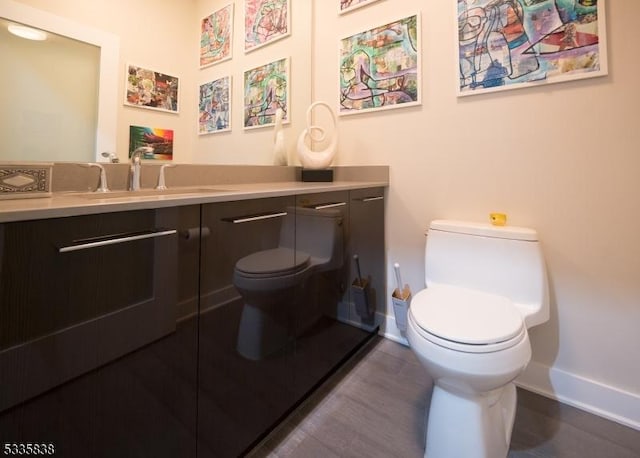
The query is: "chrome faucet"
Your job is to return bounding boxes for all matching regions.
[80,163,109,192]
[129,147,153,191]
[156,164,176,190]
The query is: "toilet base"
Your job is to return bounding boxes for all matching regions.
[237,302,291,360]
[424,382,517,458]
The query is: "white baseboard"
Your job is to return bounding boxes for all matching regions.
[378,312,409,346]
[380,312,640,431]
[516,360,640,431]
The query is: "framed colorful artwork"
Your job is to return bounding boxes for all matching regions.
[244,0,290,53]
[199,76,232,135]
[200,4,234,68]
[456,0,608,96]
[339,0,383,15]
[243,57,289,129]
[125,64,179,113]
[339,14,420,116]
[129,126,174,161]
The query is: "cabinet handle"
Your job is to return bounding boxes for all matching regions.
[360,196,384,202]
[59,229,177,253]
[311,202,347,209]
[225,211,288,224]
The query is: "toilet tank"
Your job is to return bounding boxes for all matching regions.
[279,207,343,271]
[425,220,549,328]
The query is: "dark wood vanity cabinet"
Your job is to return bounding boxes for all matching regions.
[197,190,385,456]
[0,206,200,458]
[0,188,385,457]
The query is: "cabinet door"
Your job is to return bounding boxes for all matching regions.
[0,206,200,458]
[292,191,373,398]
[198,197,296,457]
[349,188,386,328]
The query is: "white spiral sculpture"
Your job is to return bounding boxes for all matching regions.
[296,101,338,169]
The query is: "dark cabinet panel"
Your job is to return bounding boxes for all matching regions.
[292,191,372,399]
[0,206,200,458]
[197,191,385,456]
[349,188,386,328]
[198,197,297,457]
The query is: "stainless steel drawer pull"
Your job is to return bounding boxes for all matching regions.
[312,202,347,209]
[59,229,177,253]
[229,212,288,224]
[362,196,384,202]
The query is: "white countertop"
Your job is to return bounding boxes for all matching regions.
[0,180,388,223]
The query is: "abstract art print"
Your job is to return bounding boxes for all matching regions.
[243,57,289,129]
[244,0,290,53]
[339,0,383,15]
[129,126,174,161]
[457,0,608,96]
[125,64,179,113]
[339,14,420,115]
[199,76,232,135]
[200,4,234,68]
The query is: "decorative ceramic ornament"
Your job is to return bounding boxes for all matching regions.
[296,101,337,169]
[272,108,287,165]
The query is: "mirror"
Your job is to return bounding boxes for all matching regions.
[0,0,118,162]
[0,0,311,165]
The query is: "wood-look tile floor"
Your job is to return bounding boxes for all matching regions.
[249,337,640,458]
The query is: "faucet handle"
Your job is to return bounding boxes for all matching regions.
[156,164,176,190]
[101,151,119,163]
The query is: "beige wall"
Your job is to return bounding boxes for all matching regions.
[313,0,640,425]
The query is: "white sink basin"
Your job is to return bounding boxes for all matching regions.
[74,188,231,199]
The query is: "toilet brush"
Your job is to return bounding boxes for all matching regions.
[394,263,403,292]
[391,262,411,332]
[351,255,371,317]
[354,254,363,286]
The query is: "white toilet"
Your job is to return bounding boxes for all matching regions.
[406,219,549,458]
[234,207,343,360]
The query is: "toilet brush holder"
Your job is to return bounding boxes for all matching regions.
[351,277,373,318]
[391,285,412,332]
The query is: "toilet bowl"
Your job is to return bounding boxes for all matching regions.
[234,207,343,360]
[407,220,549,458]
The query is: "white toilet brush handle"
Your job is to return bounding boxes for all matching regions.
[394,263,403,291]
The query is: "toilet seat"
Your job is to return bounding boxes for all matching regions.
[235,247,310,278]
[410,285,525,353]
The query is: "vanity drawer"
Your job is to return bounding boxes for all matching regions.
[0,209,179,412]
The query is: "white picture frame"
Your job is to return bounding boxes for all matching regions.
[200,4,234,69]
[244,0,290,53]
[124,63,179,113]
[456,0,608,96]
[339,0,383,15]
[339,14,421,116]
[243,57,290,129]
[199,75,232,135]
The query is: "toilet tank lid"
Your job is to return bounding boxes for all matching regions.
[429,220,538,241]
